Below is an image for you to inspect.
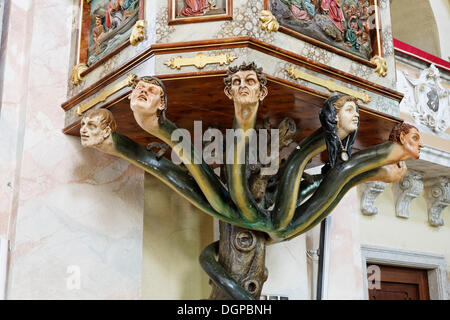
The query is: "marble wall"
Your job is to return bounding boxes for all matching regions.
[0,0,144,299]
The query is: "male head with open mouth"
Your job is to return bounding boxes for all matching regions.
[129,76,167,131]
[224,62,268,129]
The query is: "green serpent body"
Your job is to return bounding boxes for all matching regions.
[280,142,396,240]
[271,128,326,230]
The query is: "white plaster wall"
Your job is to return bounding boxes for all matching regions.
[0,0,144,299]
[430,0,450,60]
[263,235,311,300]
[327,188,364,300]
[359,185,450,291]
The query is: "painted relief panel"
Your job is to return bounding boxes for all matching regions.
[169,0,232,24]
[268,0,377,61]
[87,0,141,65]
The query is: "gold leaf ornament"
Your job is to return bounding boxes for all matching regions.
[259,10,279,33]
[164,52,237,70]
[71,63,88,86]
[370,55,388,77]
[286,66,371,103]
[130,20,146,46]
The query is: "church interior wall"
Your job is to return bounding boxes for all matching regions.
[358,185,450,295]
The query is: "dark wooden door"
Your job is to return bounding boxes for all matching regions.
[367,264,430,300]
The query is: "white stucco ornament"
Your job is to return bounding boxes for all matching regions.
[397,64,449,134]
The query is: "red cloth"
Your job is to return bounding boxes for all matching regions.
[394,38,450,72]
[321,0,345,32]
[105,1,120,29]
[180,0,210,16]
[106,2,112,28]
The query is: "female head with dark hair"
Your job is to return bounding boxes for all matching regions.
[319,94,360,171]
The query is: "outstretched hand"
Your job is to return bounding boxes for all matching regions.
[372,161,407,183]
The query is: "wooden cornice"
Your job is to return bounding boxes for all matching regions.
[61,37,404,112]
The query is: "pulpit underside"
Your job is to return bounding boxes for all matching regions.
[64,75,399,168]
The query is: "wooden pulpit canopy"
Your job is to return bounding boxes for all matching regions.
[63,72,401,168]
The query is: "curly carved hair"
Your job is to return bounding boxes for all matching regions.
[223,62,267,90]
[131,76,168,122]
[83,108,117,133]
[388,123,417,144]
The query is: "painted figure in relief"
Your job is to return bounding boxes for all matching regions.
[106,0,123,29]
[320,0,346,33]
[271,0,373,60]
[280,0,316,22]
[92,15,106,44]
[177,0,225,17]
[88,0,140,66]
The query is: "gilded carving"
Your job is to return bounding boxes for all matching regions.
[130,20,146,46]
[286,66,371,103]
[259,10,279,33]
[164,52,237,70]
[76,73,137,116]
[370,55,388,77]
[71,63,88,86]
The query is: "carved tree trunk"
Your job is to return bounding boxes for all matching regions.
[209,221,268,300]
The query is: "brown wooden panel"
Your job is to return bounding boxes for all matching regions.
[65,75,399,169]
[369,282,420,300]
[62,37,404,112]
[368,264,430,300]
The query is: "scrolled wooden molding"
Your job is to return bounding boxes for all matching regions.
[286,66,371,103]
[394,170,424,219]
[164,52,237,70]
[76,73,137,116]
[259,10,279,33]
[425,177,450,227]
[360,181,388,216]
[371,55,387,77]
[72,63,88,86]
[130,20,146,46]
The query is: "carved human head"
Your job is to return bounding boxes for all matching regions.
[333,95,360,139]
[224,62,268,123]
[95,15,103,25]
[129,76,167,119]
[319,95,360,168]
[389,123,424,159]
[80,108,117,147]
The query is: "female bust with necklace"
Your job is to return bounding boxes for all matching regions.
[319,95,360,173]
